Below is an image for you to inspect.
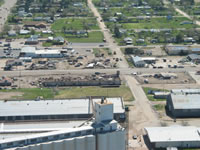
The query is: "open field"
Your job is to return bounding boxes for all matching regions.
[121,17,197,29]
[0,86,134,101]
[0,0,4,6]
[55,85,134,101]
[51,18,99,31]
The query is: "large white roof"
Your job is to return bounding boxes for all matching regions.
[0,98,124,117]
[35,50,61,55]
[145,126,200,142]
[92,97,125,113]
[0,99,91,117]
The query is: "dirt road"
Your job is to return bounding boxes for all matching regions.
[0,0,17,32]
[174,6,200,26]
[87,0,128,68]
[125,76,159,135]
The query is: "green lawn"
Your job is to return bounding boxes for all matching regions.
[42,42,53,47]
[66,31,104,43]
[55,85,134,101]
[143,87,169,101]
[0,86,134,101]
[153,104,165,111]
[51,18,99,31]
[1,88,54,100]
[0,0,4,6]
[93,48,112,57]
[122,17,197,29]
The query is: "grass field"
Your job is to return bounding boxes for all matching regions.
[1,88,54,100]
[0,0,4,6]
[122,17,197,29]
[66,31,104,43]
[1,86,134,101]
[51,18,99,31]
[143,87,169,101]
[55,86,134,101]
[153,104,165,111]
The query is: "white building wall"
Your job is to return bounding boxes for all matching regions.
[86,135,96,150]
[97,130,126,150]
[155,141,200,148]
[14,135,96,150]
[95,103,113,124]
[64,138,75,150]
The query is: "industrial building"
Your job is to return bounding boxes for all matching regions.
[145,126,200,148]
[0,99,126,150]
[131,56,145,67]
[167,89,200,117]
[165,46,200,55]
[19,47,65,58]
[131,56,157,67]
[0,97,125,122]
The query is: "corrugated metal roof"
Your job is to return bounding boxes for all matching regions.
[145,126,200,142]
[170,94,200,109]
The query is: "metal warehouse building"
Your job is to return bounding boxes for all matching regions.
[167,89,200,117]
[145,126,200,148]
[0,97,125,121]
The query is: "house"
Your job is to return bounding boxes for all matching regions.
[53,36,65,45]
[8,30,17,37]
[24,21,47,28]
[124,37,133,45]
[131,56,146,67]
[25,36,39,45]
[136,39,145,43]
[20,29,30,35]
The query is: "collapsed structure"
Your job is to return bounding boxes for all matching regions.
[0,99,126,150]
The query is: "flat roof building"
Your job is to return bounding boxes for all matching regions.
[0,100,126,150]
[19,47,64,58]
[145,126,200,148]
[0,97,125,122]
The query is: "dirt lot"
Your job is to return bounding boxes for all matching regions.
[0,92,23,100]
[136,72,196,84]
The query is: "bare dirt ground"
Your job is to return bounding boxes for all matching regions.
[136,72,196,84]
[0,0,17,32]
[0,92,23,100]
[124,76,160,150]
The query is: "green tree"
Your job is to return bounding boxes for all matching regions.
[114,26,121,38]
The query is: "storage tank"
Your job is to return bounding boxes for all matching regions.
[40,142,53,150]
[64,138,75,150]
[16,147,29,150]
[29,144,41,150]
[85,135,95,150]
[97,133,107,150]
[53,140,64,150]
[75,137,85,150]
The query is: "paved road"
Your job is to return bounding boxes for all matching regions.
[0,0,17,32]
[87,0,128,68]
